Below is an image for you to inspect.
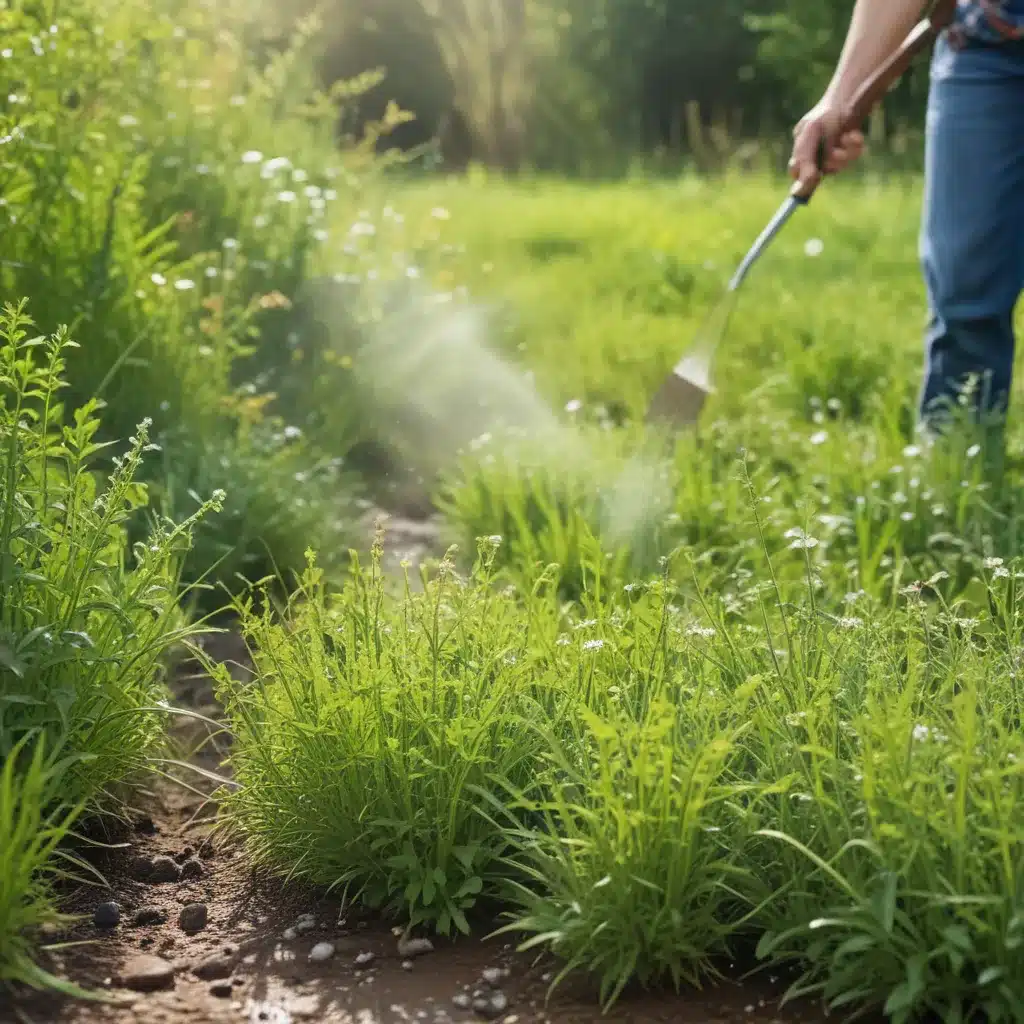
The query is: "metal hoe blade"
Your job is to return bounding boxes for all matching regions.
[646,194,805,430]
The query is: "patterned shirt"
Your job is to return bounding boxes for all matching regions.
[954,0,1024,42]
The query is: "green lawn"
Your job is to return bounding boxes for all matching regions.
[391,172,942,425]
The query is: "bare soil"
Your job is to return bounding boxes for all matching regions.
[4,537,872,1024]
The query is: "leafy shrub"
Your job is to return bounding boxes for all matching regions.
[0,0,381,596]
[216,536,570,936]
[0,302,219,989]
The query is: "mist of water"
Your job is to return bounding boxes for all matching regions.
[304,275,675,554]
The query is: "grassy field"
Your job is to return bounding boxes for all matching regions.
[4,2,1024,1019]
[217,174,1024,1019]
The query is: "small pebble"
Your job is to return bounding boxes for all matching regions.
[121,954,175,992]
[401,960,414,971]
[282,927,297,941]
[93,901,120,928]
[149,856,182,883]
[452,993,472,1010]
[178,903,208,934]
[130,907,166,927]
[397,935,434,958]
[309,942,334,962]
[294,914,316,934]
[179,857,204,880]
[210,981,233,998]
[193,953,235,980]
[481,967,502,988]
[354,952,375,967]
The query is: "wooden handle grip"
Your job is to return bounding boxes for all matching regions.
[842,18,939,133]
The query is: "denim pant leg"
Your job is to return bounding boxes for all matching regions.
[919,35,1024,428]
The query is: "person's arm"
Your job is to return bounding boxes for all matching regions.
[789,0,927,195]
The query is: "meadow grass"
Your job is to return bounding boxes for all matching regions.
[220,171,1024,1022]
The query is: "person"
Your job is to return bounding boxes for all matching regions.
[788,0,1024,438]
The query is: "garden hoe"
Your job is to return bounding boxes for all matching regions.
[645,0,957,432]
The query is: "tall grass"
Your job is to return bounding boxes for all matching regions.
[221,173,1024,1021]
[0,302,217,990]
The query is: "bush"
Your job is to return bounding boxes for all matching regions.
[0,302,217,989]
[0,0,382,598]
[215,536,569,935]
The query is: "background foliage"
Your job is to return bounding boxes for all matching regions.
[254,0,935,172]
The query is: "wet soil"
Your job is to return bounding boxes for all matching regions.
[4,535,872,1024]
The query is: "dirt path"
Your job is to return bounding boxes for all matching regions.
[5,537,870,1024]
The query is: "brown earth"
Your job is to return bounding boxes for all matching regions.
[4,521,872,1024]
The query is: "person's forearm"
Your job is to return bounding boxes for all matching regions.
[824,0,927,105]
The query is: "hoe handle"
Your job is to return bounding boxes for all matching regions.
[794,0,958,201]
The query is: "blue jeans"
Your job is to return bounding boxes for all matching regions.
[919,34,1024,428]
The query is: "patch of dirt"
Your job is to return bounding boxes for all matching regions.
[5,575,876,1024]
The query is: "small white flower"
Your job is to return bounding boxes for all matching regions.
[565,399,582,414]
[838,617,863,629]
[242,150,263,164]
[810,430,828,445]
[118,114,138,128]
[967,444,981,458]
[277,190,296,203]
[431,206,451,220]
[582,638,605,652]
[804,238,824,258]
[984,557,1004,569]
[903,444,921,458]
[174,278,195,291]
[150,272,166,286]
[912,724,930,742]
[222,237,239,250]
[686,625,716,639]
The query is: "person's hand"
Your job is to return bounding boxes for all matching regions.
[788,99,866,198]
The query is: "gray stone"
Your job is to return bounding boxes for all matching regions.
[472,991,509,1019]
[121,954,175,992]
[178,903,208,934]
[210,981,233,998]
[193,953,235,980]
[179,857,204,880]
[149,856,182,883]
[130,907,167,927]
[397,935,434,958]
[93,901,120,928]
